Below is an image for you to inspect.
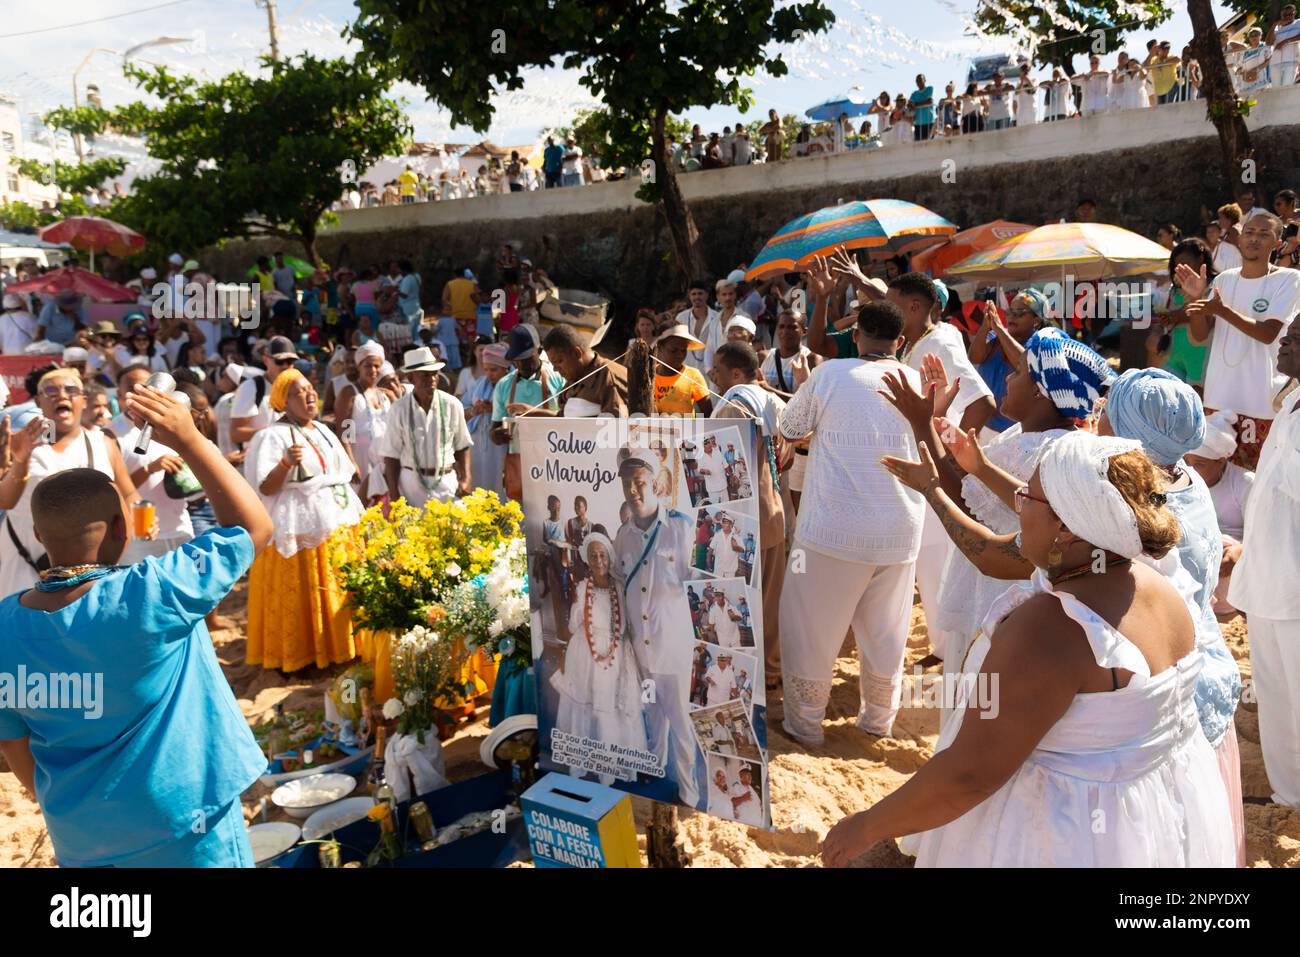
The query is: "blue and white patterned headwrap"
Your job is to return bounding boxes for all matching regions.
[1105,367,1206,467]
[1024,327,1114,421]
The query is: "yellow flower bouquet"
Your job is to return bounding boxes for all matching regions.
[334,489,523,635]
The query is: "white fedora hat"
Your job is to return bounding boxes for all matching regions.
[401,346,445,373]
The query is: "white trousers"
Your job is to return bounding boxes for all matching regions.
[779,545,916,743]
[1248,616,1300,807]
[396,468,457,507]
[915,510,956,661]
[645,670,702,809]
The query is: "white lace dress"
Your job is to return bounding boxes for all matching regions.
[347,387,392,500]
[905,572,1237,867]
[935,426,1069,666]
[551,577,647,781]
[246,419,364,558]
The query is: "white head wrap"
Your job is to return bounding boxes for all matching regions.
[1191,410,1238,460]
[355,340,386,363]
[581,530,615,568]
[1038,431,1146,559]
[378,361,396,379]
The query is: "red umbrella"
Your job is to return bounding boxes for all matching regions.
[39,216,145,270]
[5,265,137,302]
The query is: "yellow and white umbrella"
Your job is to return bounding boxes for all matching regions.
[946,222,1171,283]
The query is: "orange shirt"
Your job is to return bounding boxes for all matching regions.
[654,366,709,415]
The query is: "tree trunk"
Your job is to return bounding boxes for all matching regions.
[1187,0,1253,190]
[652,109,708,290]
[299,221,321,268]
[646,803,688,868]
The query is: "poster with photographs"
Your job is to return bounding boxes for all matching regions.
[517,415,770,828]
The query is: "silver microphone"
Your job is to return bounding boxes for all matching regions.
[133,372,178,455]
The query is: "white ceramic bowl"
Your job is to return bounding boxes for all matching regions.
[248,821,301,864]
[271,773,357,819]
[302,796,377,842]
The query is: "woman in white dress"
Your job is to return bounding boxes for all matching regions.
[823,432,1236,867]
[552,532,646,784]
[245,369,364,672]
[0,367,142,598]
[335,340,392,502]
[882,325,1113,684]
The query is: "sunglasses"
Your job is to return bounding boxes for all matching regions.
[1013,486,1050,514]
[42,384,84,399]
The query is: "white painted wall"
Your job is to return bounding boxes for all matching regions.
[325,83,1300,236]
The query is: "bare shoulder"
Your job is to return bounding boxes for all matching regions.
[991,592,1095,672]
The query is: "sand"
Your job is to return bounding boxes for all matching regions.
[3,586,1298,868]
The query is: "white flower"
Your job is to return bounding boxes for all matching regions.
[382,698,405,719]
[403,690,422,707]
[445,562,462,578]
[489,619,505,638]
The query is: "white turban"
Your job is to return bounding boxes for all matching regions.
[1191,410,1238,460]
[355,340,385,363]
[1039,431,1145,559]
[378,361,395,378]
[581,531,615,568]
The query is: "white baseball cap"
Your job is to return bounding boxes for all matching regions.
[725,315,756,336]
[168,253,184,266]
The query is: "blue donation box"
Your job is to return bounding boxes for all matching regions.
[520,773,640,868]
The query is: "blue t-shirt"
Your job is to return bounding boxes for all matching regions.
[543,143,565,174]
[38,302,88,345]
[0,527,266,866]
[398,273,422,320]
[909,86,935,127]
[975,336,1017,433]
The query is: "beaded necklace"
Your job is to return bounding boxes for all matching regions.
[36,563,124,592]
[583,578,622,668]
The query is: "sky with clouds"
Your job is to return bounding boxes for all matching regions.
[1,0,1233,153]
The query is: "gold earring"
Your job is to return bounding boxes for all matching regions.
[1047,536,1063,568]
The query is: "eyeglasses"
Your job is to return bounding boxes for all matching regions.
[1007,307,1034,318]
[1013,486,1050,514]
[41,384,84,399]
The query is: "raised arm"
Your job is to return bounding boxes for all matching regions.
[125,386,273,552]
[880,445,1033,579]
[803,255,840,360]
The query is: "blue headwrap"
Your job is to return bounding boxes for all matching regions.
[1013,288,1049,320]
[1105,367,1206,466]
[1024,327,1114,421]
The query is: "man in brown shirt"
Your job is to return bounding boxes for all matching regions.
[539,324,629,416]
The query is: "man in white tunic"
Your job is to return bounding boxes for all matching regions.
[697,435,730,504]
[613,446,702,807]
[709,712,736,755]
[708,511,743,577]
[1228,318,1300,807]
[729,765,764,826]
[708,594,743,649]
[704,652,737,707]
[779,300,925,744]
[380,346,472,505]
[707,768,734,819]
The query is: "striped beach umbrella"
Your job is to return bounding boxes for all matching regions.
[945,222,1170,283]
[744,199,957,281]
[910,219,1034,278]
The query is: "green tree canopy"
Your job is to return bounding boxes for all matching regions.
[85,54,411,264]
[348,0,835,284]
[973,1,1174,72]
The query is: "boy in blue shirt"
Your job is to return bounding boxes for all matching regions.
[0,384,273,867]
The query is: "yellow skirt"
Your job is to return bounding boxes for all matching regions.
[246,529,357,673]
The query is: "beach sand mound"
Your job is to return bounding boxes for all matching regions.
[3,592,1298,868]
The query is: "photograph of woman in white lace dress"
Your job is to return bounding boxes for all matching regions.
[550,530,647,784]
